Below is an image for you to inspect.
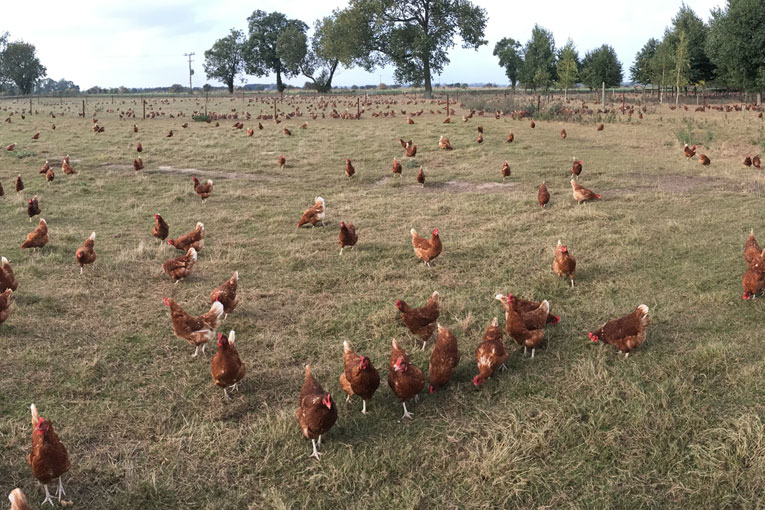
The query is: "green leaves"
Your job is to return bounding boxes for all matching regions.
[580,45,622,89]
[556,40,579,91]
[1,40,46,95]
[244,10,308,92]
[708,0,765,93]
[493,38,522,88]
[519,25,556,91]
[203,29,246,94]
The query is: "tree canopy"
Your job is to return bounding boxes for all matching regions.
[493,37,522,89]
[630,38,658,84]
[244,10,307,92]
[518,25,556,91]
[556,39,579,96]
[204,29,246,93]
[580,44,622,89]
[672,4,715,86]
[1,40,46,95]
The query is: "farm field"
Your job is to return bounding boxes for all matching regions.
[1,93,765,509]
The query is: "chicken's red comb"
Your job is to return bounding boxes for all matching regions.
[218,332,222,340]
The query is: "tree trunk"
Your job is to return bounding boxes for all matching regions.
[322,60,339,93]
[227,80,234,94]
[564,87,567,101]
[423,56,432,99]
[758,91,762,106]
[275,69,284,93]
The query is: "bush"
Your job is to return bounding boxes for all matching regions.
[192,115,210,122]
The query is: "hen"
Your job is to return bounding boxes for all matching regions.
[210,271,239,319]
[345,158,355,178]
[15,174,23,192]
[0,257,19,292]
[683,144,697,158]
[597,123,604,131]
[192,177,214,201]
[571,158,583,177]
[396,290,440,349]
[297,197,325,228]
[163,297,224,356]
[416,166,426,187]
[428,323,460,393]
[387,339,425,419]
[27,404,70,506]
[168,222,204,252]
[21,219,48,251]
[438,135,453,150]
[45,167,55,183]
[530,120,536,129]
[538,181,550,208]
[62,158,76,175]
[74,232,96,274]
[406,144,418,157]
[753,155,761,169]
[410,228,442,267]
[278,155,286,169]
[392,158,402,177]
[338,221,357,255]
[589,305,651,357]
[698,153,711,166]
[211,330,246,400]
[503,294,550,358]
[133,157,144,171]
[339,340,380,414]
[0,288,12,323]
[473,317,508,386]
[136,141,142,152]
[152,213,169,243]
[571,179,601,203]
[40,160,50,174]
[296,365,337,459]
[742,265,765,300]
[553,240,577,287]
[501,161,511,179]
[506,131,514,143]
[744,229,763,269]
[8,488,30,510]
[162,247,197,283]
[744,154,752,167]
[27,195,40,221]
[561,128,567,139]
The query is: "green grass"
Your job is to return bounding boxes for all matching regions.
[1,94,764,509]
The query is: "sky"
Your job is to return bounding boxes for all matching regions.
[5,0,726,90]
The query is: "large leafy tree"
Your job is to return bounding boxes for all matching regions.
[580,44,622,89]
[631,38,658,85]
[347,0,488,98]
[204,29,246,94]
[672,4,715,88]
[707,0,765,103]
[519,25,556,91]
[556,39,579,99]
[672,30,690,104]
[493,37,522,89]
[1,40,46,95]
[650,33,675,103]
[244,10,307,92]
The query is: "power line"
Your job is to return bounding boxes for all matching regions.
[184,52,195,93]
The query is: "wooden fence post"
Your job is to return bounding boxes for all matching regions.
[143,99,146,119]
[273,97,277,120]
[601,82,605,109]
[446,94,450,117]
[357,97,360,118]
[82,99,85,118]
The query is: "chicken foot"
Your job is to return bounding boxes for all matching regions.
[56,477,66,501]
[41,484,54,506]
[401,402,414,419]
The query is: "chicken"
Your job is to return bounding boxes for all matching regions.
[501,161,511,179]
[744,154,752,167]
[6,143,16,151]
[443,117,451,123]
[744,229,762,269]
[168,222,204,251]
[152,213,169,242]
[8,488,30,510]
[278,155,286,169]
[473,317,508,386]
[297,197,325,228]
[506,131,514,143]
[392,158,402,176]
[133,157,144,171]
[597,123,604,131]
[416,166,426,187]
[571,179,601,203]
[538,181,550,208]
[683,144,697,158]
[258,122,264,130]
[162,247,197,283]
[45,167,54,183]
[339,340,380,414]
[398,138,412,150]
[410,228,442,267]
[133,123,138,132]
[496,292,559,326]
[27,404,70,506]
[283,127,292,136]
[163,297,224,356]
[477,126,483,134]
[74,232,96,274]
[0,288,12,323]
[561,128,567,139]
[0,257,19,292]
[0,180,3,196]
[476,132,483,144]
[338,221,357,255]
[211,330,246,400]
[589,305,651,357]
[210,271,239,318]
[15,175,23,192]
[395,290,440,349]
[503,294,549,358]
[698,153,711,165]
[27,195,40,221]
[40,160,50,174]
[742,266,765,300]
[21,219,48,250]
[300,122,308,129]
[192,176,213,201]
[753,155,762,169]
[296,364,337,459]
[530,120,536,129]
[553,240,576,287]
[405,144,417,157]
[428,323,460,393]
[387,339,425,419]
[407,116,414,124]
[345,158,355,178]
[571,158,583,177]
[61,158,76,175]
[166,130,173,137]
[438,135,453,150]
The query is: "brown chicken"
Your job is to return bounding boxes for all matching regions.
[338,221,357,255]
[410,228,442,267]
[296,364,338,459]
[589,305,650,357]
[192,176,213,201]
[74,232,96,274]
[62,158,76,175]
[530,120,536,129]
[283,127,292,136]
[247,128,254,136]
[571,179,601,203]
[571,158,583,177]
[501,161,511,179]
[406,144,418,157]
[504,294,549,358]
[742,265,765,300]
[473,317,508,386]
[744,154,752,167]
[168,222,204,251]
[561,128,567,139]
[392,158,402,176]
[278,154,286,169]
[0,257,19,292]
[698,153,711,165]
[395,290,440,349]
[8,488,30,510]
[497,292,558,330]
[428,323,460,393]
[683,144,697,158]
[339,340,380,414]
[133,157,144,170]
[398,138,412,150]
[15,174,23,192]
[297,197,325,228]
[210,271,239,318]
[21,219,48,250]
[162,247,197,283]
[597,123,604,131]
[476,132,484,144]
[27,195,40,221]
[744,229,763,269]
[345,158,355,178]
[136,142,142,152]
[40,160,50,174]
[753,155,761,169]
[0,288,12,323]
[388,339,425,419]
[27,404,70,506]
[416,166,426,187]
[211,330,246,400]
[538,181,550,208]
[407,116,414,124]
[152,213,169,242]
[163,297,224,356]
[553,240,577,287]
[438,135,452,150]
[166,130,173,137]
[45,167,54,183]
[506,131,514,143]
[6,143,15,151]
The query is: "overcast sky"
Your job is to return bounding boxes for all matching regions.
[6,0,725,89]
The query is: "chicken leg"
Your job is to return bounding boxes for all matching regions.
[362,400,368,415]
[570,278,575,288]
[309,438,321,460]
[223,387,231,401]
[401,402,414,419]
[41,484,54,506]
[56,477,66,501]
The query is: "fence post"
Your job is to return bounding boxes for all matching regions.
[143,99,146,119]
[82,99,85,118]
[537,95,540,113]
[273,97,277,120]
[446,94,450,117]
[622,92,625,113]
[30,98,32,113]
[357,97,360,118]
[601,82,605,109]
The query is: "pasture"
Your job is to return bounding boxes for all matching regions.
[1,92,764,509]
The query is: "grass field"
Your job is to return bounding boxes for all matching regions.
[1,93,765,509]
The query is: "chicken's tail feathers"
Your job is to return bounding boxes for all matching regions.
[232,271,239,282]
[315,196,325,206]
[410,228,417,236]
[392,338,400,350]
[228,330,235,345]
[1,256,7,265]
[207,180,213,185]
[188,248,198,261]
[636,304,650,325]
[89,232,96,241]
[491,317,498,327]
[30,404,39,425]
[210,300,224,318]
[196,221,204,231]
[343,340,352,353]
[750,228,754,236]
[557,239,562,247]
[431,290,439,299]
[8,488,27,508]
[540,300,550,314]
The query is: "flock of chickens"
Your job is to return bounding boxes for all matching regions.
[2,94,763,508]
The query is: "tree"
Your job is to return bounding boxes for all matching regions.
[672,4,715,89]
[204,29,246,94]
[493,37,522,89]
[580,44,622,90]
[1,41,46,95]
[519,25,556,91]
[708,0,765,103]
[556,39,579,99]
[631,38,658,85]
[244,10,308,92]
[673,30,690,104]
[169,84,185,93]
[347,0,488,98]
[651,34,675,103]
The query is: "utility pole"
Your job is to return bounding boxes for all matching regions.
[184,52,195,94]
